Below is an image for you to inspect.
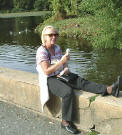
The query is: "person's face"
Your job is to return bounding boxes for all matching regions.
[44,28,59,48]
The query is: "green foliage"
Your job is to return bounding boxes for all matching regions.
[34,0,50,11]
[112,0,122,8]
[63,0,79,15]
[45,0,122,50]
[78,0,122,49]
[0,0,50,12]
[78,0,116,16]
[88,131,98,135]
[68,0,79,15]
[48,0,67,20]
[0,0,13,10]
[89,95,99,106]
[48,0,80,19]
[13,0,34,10]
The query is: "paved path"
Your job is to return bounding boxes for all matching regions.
[0,101,87,135]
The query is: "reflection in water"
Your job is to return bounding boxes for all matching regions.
[86,50,122,84]
[0,17,122,85]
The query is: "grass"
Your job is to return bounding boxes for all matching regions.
[88,131,98,135]
[89,94,99,106]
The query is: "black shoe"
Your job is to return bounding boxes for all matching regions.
[61,123,79,134]
[112,76,122,97]
[68,121,81,134]
[68,121,77,130]
[101,89,108,96]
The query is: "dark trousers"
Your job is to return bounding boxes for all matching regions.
[47,74,107,121]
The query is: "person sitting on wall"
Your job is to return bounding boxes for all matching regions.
[36,25,122,134]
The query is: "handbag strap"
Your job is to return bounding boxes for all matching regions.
[42,45,51,63]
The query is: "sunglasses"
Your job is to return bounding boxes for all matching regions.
[45,33,59,37]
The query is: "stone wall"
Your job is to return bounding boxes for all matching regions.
[0,66,122,135]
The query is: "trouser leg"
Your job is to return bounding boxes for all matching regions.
[69,75,107,94]
[47,77,74,121]
[62,94,74,121]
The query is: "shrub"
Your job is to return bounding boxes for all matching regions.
[77,0,122,49]
[0,0,13,10]
[34,0,50,11]
[13,0,34,10]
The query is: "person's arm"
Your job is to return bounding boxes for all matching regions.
[40,53,69,75]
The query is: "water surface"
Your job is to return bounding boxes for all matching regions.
[0,16,122,85]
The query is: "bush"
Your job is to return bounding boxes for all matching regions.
[0,0,13,10]
[34,0,50,11]
[77,0,122,49]
[13,0,34,10]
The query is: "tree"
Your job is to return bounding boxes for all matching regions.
[34,0,50,11]
[49,0,66,20]
[0,0,13,10]
[13,0,34,10]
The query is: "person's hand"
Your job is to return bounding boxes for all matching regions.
[59,67,70,76]
[64,67,70,75]
[60,53,70,64]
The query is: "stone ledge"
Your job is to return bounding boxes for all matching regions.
[0,66,122,135]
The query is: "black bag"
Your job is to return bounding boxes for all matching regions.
[57,72,78,83]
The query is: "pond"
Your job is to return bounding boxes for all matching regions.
[0,16,122,85]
